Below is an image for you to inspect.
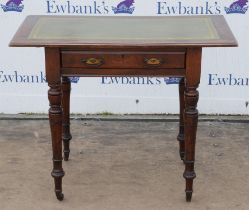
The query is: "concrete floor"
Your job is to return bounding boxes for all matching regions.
[0,119,248,210]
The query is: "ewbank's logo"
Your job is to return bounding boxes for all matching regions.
[225,0,248,14]
[112,0,135,14]
[1,0,24,12]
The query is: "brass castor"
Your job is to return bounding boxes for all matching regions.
[56,192,64,201]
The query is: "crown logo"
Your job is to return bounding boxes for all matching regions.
[1,0,24,12]
[112,0,135,14]
[225,0,248,14]
[164,77,181,85]
[69,77,80,83]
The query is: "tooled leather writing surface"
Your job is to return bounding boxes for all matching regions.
[28,16,219,41]
[9,15,238,47]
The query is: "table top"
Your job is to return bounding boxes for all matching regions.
[9,15,237,48]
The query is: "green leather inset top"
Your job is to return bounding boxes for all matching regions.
[28,16,219,41]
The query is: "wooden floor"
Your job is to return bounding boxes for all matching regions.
[0,119,248,210]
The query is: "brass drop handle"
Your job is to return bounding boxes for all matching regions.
[144,57,163,66]
[81,57,104,67]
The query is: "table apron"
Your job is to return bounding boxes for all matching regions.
[60,68,186,77]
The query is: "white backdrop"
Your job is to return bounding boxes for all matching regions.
[0,0,248,114]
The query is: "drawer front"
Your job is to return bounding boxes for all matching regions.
[61,51,185,69]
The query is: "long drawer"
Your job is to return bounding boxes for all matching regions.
[61,51,186,69]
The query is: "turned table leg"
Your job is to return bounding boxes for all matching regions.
[45,48,65,201]
[62,77,72,161]
[177,78,185,161]
[183,48,202,202]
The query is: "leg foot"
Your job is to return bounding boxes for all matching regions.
[56,191,64,201]
[51,169,65,201]
[64,153,69,162]
[63,151,70,161]
[57,193,64,201]
[186,191,192,202]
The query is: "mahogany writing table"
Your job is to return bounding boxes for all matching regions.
[10,15,237,202]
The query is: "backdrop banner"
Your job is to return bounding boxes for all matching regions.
[0,0,248,114]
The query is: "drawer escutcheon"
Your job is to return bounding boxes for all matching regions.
[144,58,164,66]
[80,57,104,67]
